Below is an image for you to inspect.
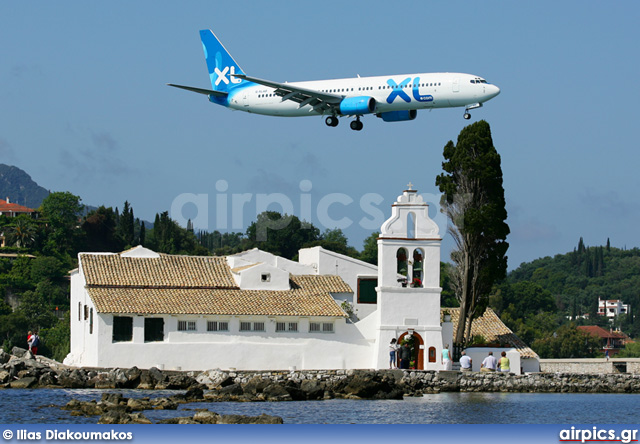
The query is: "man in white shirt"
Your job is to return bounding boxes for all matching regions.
[481,351,497,372]
[459,351,472,371]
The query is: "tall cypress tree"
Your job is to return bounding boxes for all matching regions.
[435,120,510,344]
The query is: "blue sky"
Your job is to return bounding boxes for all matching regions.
[1,1,638,269]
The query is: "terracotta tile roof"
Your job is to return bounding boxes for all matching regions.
[0,199,35,214]
[80,253,237,289]
[88,286,347,317]
[290,275,352,294]
[80,252,350,317]
[577,325,628,340]
[444,307,538,359]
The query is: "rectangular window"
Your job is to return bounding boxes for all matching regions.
[113,316,133,342]
[144,318,164,342]
[276,322,298,333]
[207,321,229,332]
[178,320,197,331]
[89,308,93,334]
[240,321,251,331]
[84,305,89,320]
[78,302,81,321]
[357,278,378,304]
[240,321,264,332]
[310,322,334,333]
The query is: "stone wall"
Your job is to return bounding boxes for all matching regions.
[218,369,640,394]
[540,359,640,374]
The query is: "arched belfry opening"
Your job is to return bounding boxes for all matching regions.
[396,248,408,282]
[412,248,424,287]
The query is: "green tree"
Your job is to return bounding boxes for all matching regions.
[40,192,84,255]
[245,211,319,259]
[616,341,640,358]
[532,323,601,358]
[6,215,37,248]
[116,201,135,247]
[359,231,379,265]
[82,206,123,252]
[435,121,510,344]
[303,228,358,257]
[40,312,70,362]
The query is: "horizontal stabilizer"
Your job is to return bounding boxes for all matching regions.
[167,83,228,97]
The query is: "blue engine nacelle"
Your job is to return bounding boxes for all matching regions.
[376,110,418,122]
[339,96,376,115]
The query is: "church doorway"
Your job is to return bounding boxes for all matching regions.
[398,331,424,370]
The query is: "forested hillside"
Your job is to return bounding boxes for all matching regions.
[489,238,639,357]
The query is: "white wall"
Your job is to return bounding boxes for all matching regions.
[66,269,99,367]
[298,246,379,319]
[75,314,376,371]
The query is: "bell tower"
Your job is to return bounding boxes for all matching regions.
[374,184,444,370]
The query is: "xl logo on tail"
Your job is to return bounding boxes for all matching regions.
[214,66,242,86]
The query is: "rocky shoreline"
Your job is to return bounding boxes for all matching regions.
[3,347,640,397]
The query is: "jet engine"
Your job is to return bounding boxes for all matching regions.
[339,97,376,115]
[376,110,417,122]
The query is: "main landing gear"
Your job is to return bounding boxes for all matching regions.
[325,115,364,130]
[325,116,339,127]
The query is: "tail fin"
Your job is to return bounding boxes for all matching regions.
[200,29,247,94]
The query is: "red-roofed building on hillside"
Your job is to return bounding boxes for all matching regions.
[0,197,38,248]
[577,325,630,355]
[0,198,36,217]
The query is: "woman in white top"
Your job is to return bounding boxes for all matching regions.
[389,338,399,369]
[442,344,452,370]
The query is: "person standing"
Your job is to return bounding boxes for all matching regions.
[400,342,412,369]
[498,351,510,373]
[27,331,39,356]
[389,338,399,369]
[442,344,452,370]
[459,351,472,371]
[481,351,497,372]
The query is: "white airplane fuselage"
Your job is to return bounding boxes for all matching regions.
[227,72,499,117]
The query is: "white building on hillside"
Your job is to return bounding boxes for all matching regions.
[65,186,539,373]
[598,298,630,319]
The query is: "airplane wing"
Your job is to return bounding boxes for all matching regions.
[167,83,228,97]
[233,74,343,113]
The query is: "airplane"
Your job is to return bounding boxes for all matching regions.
[168,30,500,131]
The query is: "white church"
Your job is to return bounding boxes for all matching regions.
[65,186,538,373]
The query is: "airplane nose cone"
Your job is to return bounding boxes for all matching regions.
[489,85,500,99]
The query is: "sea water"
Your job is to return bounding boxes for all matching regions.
[1,389,638,424]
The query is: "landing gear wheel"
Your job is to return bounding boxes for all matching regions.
[463,112,471,120]
[325,116,339,127]
[350,119,363,131]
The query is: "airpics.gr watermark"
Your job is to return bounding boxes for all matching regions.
[170,179,450,240]
[3,429,133,441]
[559,426,638,444]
